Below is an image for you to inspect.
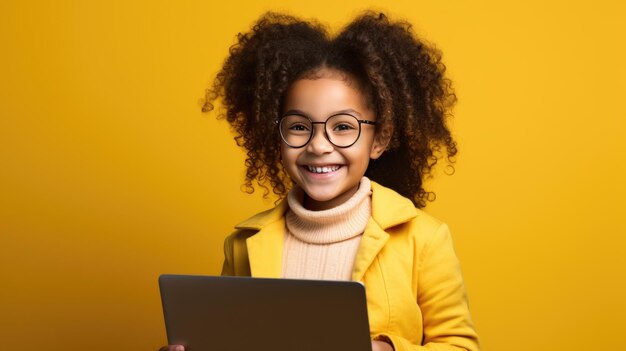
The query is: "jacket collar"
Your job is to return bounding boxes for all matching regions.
[234,181,418,280]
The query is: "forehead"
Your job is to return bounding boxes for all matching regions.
[283,71,371,119]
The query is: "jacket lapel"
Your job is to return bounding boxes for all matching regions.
[351,218,390,282]
[352,181,418,281]
[235,199,288,278]
[233,181,418,281]
[246,220,285,278]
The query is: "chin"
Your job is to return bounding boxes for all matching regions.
[302,189,339,202]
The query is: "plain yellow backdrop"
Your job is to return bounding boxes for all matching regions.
[1,1,625,350]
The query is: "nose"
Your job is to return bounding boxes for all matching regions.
[306,125,334,155]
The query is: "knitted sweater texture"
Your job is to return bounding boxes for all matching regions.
[282,177,372,280]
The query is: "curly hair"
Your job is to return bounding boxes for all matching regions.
[203,11,457,208]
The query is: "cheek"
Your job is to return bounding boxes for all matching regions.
[358,155,372,170]
[363,137,380,161]
[345,149,371,171]
[356,141,376,164]
[280,146,299,171]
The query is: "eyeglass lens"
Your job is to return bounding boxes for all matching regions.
[279,114,362,148]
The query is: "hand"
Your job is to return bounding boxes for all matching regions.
[161,342,386,351]
[372,339,394,351]
[158,345,184,351]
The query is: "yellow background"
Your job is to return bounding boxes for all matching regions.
[1,1,625,350]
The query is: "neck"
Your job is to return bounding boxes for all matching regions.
[302,184,361,211]
[285,176,372,245]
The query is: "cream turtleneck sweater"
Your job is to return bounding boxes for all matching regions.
[282,177,372,281]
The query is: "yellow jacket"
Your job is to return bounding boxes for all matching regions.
[220,181,480,351]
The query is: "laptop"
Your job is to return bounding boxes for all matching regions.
[159,274,372,351]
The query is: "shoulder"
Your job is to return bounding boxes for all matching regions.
[391,208,451,252]
[370,180,449,244]
[224,228,258,246]
[223,197,288,253]
[370,180,444,231]
[232,198,289,231]
[411,208,447,236]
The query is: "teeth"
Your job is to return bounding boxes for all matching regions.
[307,165,340,173]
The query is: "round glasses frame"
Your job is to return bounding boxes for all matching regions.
[276,113,377,148]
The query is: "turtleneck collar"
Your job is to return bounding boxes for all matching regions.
[285,177,372,244]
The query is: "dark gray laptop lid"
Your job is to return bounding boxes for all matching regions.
[159,274,372,351]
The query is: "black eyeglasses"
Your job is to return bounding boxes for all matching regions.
[276,113,377,148]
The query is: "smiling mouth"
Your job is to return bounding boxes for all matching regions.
[303,165,342,174]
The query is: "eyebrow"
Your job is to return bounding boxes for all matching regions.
[282,108,363,118]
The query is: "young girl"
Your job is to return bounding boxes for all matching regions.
[166,10,479,351]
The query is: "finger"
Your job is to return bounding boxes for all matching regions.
[158,345,184,351]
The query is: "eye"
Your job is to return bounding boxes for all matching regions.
[328,114,359,132]
[289,123,310,131]
[333,123,355,131]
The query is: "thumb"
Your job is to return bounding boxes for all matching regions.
[158,345,184,351]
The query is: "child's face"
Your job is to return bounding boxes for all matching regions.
[280,70,387,211]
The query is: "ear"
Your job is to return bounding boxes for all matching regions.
[369,126,392,160]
